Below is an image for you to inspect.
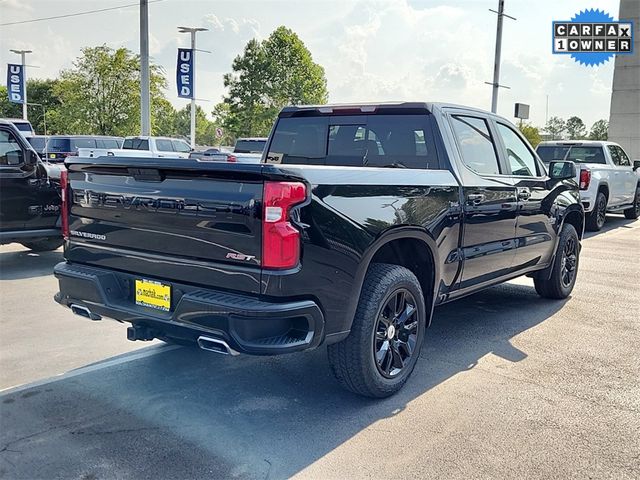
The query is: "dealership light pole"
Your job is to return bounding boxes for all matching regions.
[485,0,515,113]
[10,49,32,120]
[140,0,151,136]
[178,26,208,149]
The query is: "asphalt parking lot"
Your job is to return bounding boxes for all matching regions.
[1,215,639,480]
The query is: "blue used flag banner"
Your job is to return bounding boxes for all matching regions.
[7,64,24,104]
[177,48,194,99]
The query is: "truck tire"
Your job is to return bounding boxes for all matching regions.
[21,237,64,252]
[585,191,607,231]
[327,263,426,398]
[623,186,639,220]
[534,224,579,299]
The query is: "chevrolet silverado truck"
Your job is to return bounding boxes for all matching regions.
[54,103,584,397]
[1,119,63,251]
[536,140,640,230]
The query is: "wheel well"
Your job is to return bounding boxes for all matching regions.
[369,238,435,309]
[564,210,584,239]
[598,183,609,199]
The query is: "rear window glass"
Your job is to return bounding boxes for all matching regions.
[27,137,46,150]
[13,122,32,133]
[267,115,438,169]
[235,140,266,153]
[536,146,606,164]
[123,138,149,150]
[47,138,71,152]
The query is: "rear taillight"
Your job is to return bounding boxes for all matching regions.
[579,169,591,190]
[226,154,237,163]
[60,169,69,239]
[262,181,307,269]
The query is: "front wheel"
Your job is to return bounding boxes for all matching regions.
[585,191,607,231]
[623,187,639,220]
[327,263,427,398]
[534,223,580,299]
[21,237,64,252]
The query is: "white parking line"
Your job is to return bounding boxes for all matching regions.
[0,343,180,396]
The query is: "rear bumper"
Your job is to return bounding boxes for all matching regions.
[53,262,325,355]
[0,228,60,243]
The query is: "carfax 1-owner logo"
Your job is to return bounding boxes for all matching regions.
[553,8,634,66]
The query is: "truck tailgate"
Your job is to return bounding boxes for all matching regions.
[65,158,269,289]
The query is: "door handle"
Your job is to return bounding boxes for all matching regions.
[517,189,531,200]
[467,193,485,205]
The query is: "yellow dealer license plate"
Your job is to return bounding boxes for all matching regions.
[135,279,171,311]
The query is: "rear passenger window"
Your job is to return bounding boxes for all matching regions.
[451,116,500,175]
[496,123,539,176]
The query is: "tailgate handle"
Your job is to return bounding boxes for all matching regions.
[128,168,163,182]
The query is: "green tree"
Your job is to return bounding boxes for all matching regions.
[588,119,608,140]
[173,104,212,144]
[565,116,586,140]
[545,116,566,140]
[53,45,169,136]
[0,79,62,134]
[218,27,328,139]
[518,122,542,147]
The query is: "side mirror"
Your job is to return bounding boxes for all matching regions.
[27,150,39,166]
[633,160,640,171]
[6,149,24,166]
[549,160,576,180]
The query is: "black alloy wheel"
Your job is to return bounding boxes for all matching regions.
[373,288,419,378]
[560,235,578,288]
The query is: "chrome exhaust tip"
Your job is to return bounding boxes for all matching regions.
[197,336,239,356]
[70,304,101,321]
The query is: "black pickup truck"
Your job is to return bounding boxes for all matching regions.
[0,119,63,251]
[54,103,584,397]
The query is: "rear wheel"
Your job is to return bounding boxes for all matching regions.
[21,237,63,252]
[534,224,579,299]
[327,263,427,398]
[623,187,639,220]
[585,191,607,231]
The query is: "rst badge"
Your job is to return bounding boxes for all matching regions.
[552,9,634,66]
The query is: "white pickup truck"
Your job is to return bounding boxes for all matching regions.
[537,140,640,230]
[78,136,192,160]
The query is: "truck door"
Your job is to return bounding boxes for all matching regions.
[0,126,33,232]
[493,121,556,270]
[608,145,635,205]
[0,126,59,234]
[448,114,518,290]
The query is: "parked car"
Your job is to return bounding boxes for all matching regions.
[79,136,192,160]
[45,135,123,162]
[54,102,583,397]
[26,135,49,158]
[0,120,63,251]
[193,138,267,164]
[1,117,35,136]
[536,140,640,230]
[189,146,226,161]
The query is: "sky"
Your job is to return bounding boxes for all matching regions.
[0,0,626,129]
